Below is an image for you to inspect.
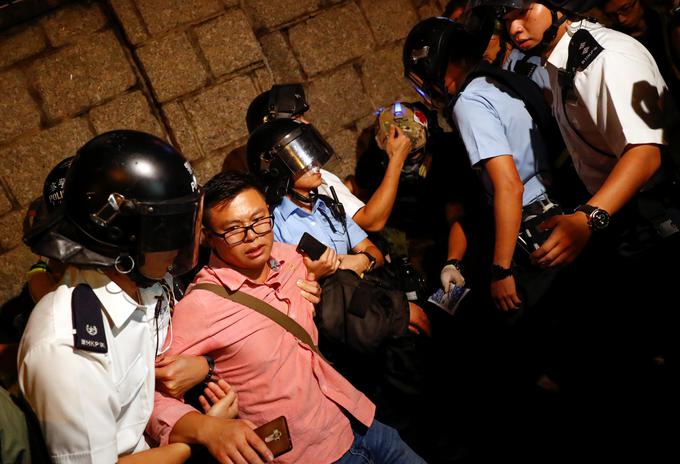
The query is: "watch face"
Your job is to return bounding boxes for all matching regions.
[591,209,610,230]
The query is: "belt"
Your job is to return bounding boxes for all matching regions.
[522,195,559,221]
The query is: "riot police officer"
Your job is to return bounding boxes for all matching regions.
[18,130,266,463]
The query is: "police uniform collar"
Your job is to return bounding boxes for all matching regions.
[279,195,322,218]
[78,269,152,329]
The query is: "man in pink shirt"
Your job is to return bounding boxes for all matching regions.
[147,171,425,463]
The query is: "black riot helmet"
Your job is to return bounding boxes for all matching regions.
[403,17,491,108]
[22,156,74,240]
[27,130,203,281]
[245,84,310,133]
[247,119,333,204]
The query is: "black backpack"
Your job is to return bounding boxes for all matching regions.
[459,61,565,162]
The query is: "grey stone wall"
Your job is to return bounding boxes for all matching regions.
[0,0,446,305]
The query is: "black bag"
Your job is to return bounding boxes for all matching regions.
[316,270,409,355]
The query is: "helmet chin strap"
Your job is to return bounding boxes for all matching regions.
[289,187,318,204]
[526,9,568,57]
[129,269,161,288]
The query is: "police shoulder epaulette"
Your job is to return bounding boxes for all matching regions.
[558,29,604,98]
[567,29,604,73]
[71,284,108,353]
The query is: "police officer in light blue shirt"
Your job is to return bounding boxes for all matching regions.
[453,76,549,208]
[404,17,560,313]
[247,118,386,280]
[273,195,368,256]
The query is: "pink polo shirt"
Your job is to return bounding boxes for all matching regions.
[147,243,375,463]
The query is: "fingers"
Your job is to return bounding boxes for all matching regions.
[216,379,232,393]
[494,294,521,311]
[440,267,451,291]
[537,215,558,232]
[199,394,211,413]
[296,278,320,293]
[208,380,229,398]
[154,353,177,367]
[204,385,220,405]
[325,248,339,271]
[307,271,316,282]
[297,276,322,304]
[245,431,273,464]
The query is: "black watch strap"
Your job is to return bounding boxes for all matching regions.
[202,354,215,383]
[444,259,463,272]
[574,204,610,231]
[490,264,513,282]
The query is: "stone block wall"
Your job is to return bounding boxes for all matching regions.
[0,0,447,305]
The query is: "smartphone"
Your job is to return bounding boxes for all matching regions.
[254,416,293,458]
[296,232,327,261]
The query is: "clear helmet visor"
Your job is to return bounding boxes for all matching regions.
[136,190,203,277]
[274,124,333,177]
[406,71,446,109]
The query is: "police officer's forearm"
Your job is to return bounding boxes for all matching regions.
[492,186,523,268]
[170,411,212,446]
[485,156,524,267]
[447,221,467,260]
[118,443,191,464]
[352,156,404,232]
[588,144,662,215]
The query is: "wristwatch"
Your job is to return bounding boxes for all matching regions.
[202,355,215,384]
[574,204,610,231]
[490,264,513,282]
[358,251,376,273]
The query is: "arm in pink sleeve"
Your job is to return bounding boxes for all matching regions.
[147,292,216,444]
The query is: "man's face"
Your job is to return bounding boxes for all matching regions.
[603,0,644,34]
[504,3,553,53]
[206,188,273,272]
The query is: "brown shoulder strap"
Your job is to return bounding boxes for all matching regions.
[192,283,327,362]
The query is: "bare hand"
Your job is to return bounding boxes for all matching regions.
[200,379,239,420]
[531,213,591,267]
[302,247,339,279]
[202,417,273,464]
[155,354,209,399]
[408,302,431,336]
[338,253,369,276]
[297,272,322,308]
[385,125,412,163]
[490,275,521,311]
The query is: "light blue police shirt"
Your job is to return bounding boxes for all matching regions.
[452,76,549,206]
[273,196,367,255]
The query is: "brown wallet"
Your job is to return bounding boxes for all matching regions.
[254,416,293,458]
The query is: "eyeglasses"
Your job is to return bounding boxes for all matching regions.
[604,0,639,19]
[211,216,274,246]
